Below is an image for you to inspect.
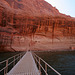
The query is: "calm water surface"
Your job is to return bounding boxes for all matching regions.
[0,51,75,75]
[0,52,23,75]
[0,52,21,62]
[35,51,75,75]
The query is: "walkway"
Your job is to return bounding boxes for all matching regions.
[7,51,40,75]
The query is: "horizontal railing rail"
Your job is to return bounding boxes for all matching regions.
[32,52,61,75]
[0,52,25,75]
[0,53,22,64]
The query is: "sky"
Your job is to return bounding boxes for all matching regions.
[45,0,75,17]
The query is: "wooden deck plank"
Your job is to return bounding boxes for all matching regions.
[7,51,40,75]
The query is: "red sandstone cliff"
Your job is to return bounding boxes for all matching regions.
[4,0,60,16]
[0,0,72,17]
[0,0,75,51]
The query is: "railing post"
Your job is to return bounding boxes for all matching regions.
[5,60,8,75]
[33,54,36,65]
[4,69,5,75]
[19,54,20,60]
[39,58,41,75]
[34,56,37,65]
[45,64,47,75]
[20,53,21,59]
[20,53,22,59]
[13,56,15,66]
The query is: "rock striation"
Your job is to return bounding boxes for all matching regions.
[0,0,75,51]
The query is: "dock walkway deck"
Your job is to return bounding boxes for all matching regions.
[7,51,40,75]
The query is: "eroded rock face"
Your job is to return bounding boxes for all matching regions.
[4,0,60,16]
[0,0,75,51]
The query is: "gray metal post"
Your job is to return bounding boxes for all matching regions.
[39,58,41,74]
[45,64,47,75]
[5,60,8,75]
[13,56,15,66]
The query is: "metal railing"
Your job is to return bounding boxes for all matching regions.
[0,52,25,75]
[32,52,61,75]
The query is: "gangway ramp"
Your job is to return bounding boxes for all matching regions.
[0,51,61,75]
[7,51,40,75]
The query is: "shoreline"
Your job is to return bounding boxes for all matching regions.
[0,48,75,52]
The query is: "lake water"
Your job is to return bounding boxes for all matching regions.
[0,52,22,75]
[35,51,75,75]
[0,51,75,75]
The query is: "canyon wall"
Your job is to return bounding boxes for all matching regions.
[0,0,75,51]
